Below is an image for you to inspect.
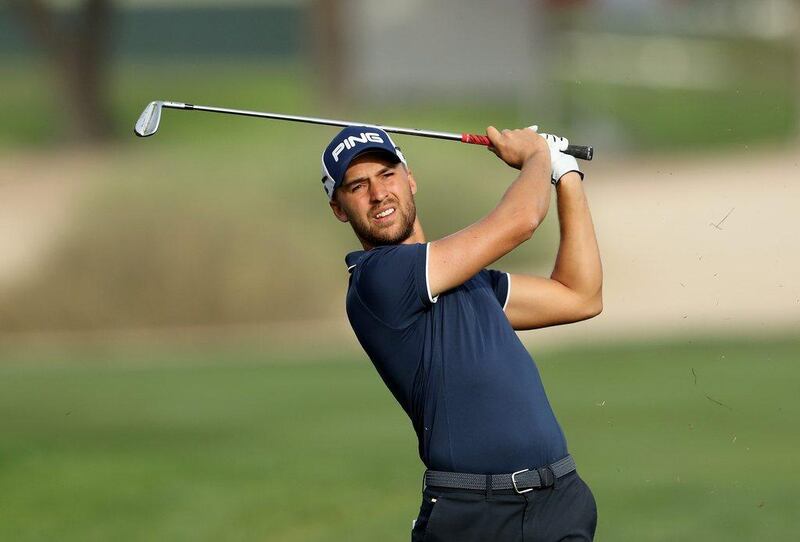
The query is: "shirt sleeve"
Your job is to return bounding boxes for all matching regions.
[351,243,437,327]
[484,269,511,310]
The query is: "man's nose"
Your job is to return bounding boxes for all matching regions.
[369,178,389,201]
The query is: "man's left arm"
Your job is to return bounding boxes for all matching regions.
[504,171,603,330]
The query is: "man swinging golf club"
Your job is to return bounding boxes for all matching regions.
[322,123,602,541]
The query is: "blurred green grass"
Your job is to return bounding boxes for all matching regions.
[0,59,528,148]
[566,83,797,150]
[1,56,795,149]
[1,334,798,541]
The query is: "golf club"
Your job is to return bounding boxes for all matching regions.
[134,101,594,161]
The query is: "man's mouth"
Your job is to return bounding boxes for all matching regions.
[373,207,396,220]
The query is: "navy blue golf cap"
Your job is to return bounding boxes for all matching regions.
[321,126,407,200]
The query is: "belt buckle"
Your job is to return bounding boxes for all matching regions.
[511,469,533,494]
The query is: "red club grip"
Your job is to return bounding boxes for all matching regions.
[461,133,594,161]
[461,133,492,146]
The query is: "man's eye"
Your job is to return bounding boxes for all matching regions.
[383,171,394,178]
[351,183,364,192]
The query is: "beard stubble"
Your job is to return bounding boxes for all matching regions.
[349,198,417,248]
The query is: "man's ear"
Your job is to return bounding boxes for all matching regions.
[329,198,349,223]
[407,170,417,195]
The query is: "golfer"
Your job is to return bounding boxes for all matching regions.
[321,124,602,541]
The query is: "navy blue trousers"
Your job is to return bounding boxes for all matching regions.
[412,471,597,541]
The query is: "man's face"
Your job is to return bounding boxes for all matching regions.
[330,152,418,249]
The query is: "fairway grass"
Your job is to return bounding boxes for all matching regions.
[1,335,798,541]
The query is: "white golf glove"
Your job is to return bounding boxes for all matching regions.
[527,126,583,184]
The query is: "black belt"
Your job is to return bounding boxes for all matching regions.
[424,455,576,494]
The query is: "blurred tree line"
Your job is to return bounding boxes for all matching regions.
[7,0,113,141]
[4,0,341,143]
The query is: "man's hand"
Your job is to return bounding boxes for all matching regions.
[539,132,582,184]
[486,126,549,170]
[426,126,552,299]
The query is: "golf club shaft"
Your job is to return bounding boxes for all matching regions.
[160,102,594,161]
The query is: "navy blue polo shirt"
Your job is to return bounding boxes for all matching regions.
[345,242,567,474]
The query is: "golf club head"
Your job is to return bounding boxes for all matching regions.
[134,101,163,137]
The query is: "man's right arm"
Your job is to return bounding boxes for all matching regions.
[427,127,551,298]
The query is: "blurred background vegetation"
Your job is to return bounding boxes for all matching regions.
[1,1,798,540]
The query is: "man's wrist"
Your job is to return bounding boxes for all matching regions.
[526,142,549,162]
[521,147,550,171]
